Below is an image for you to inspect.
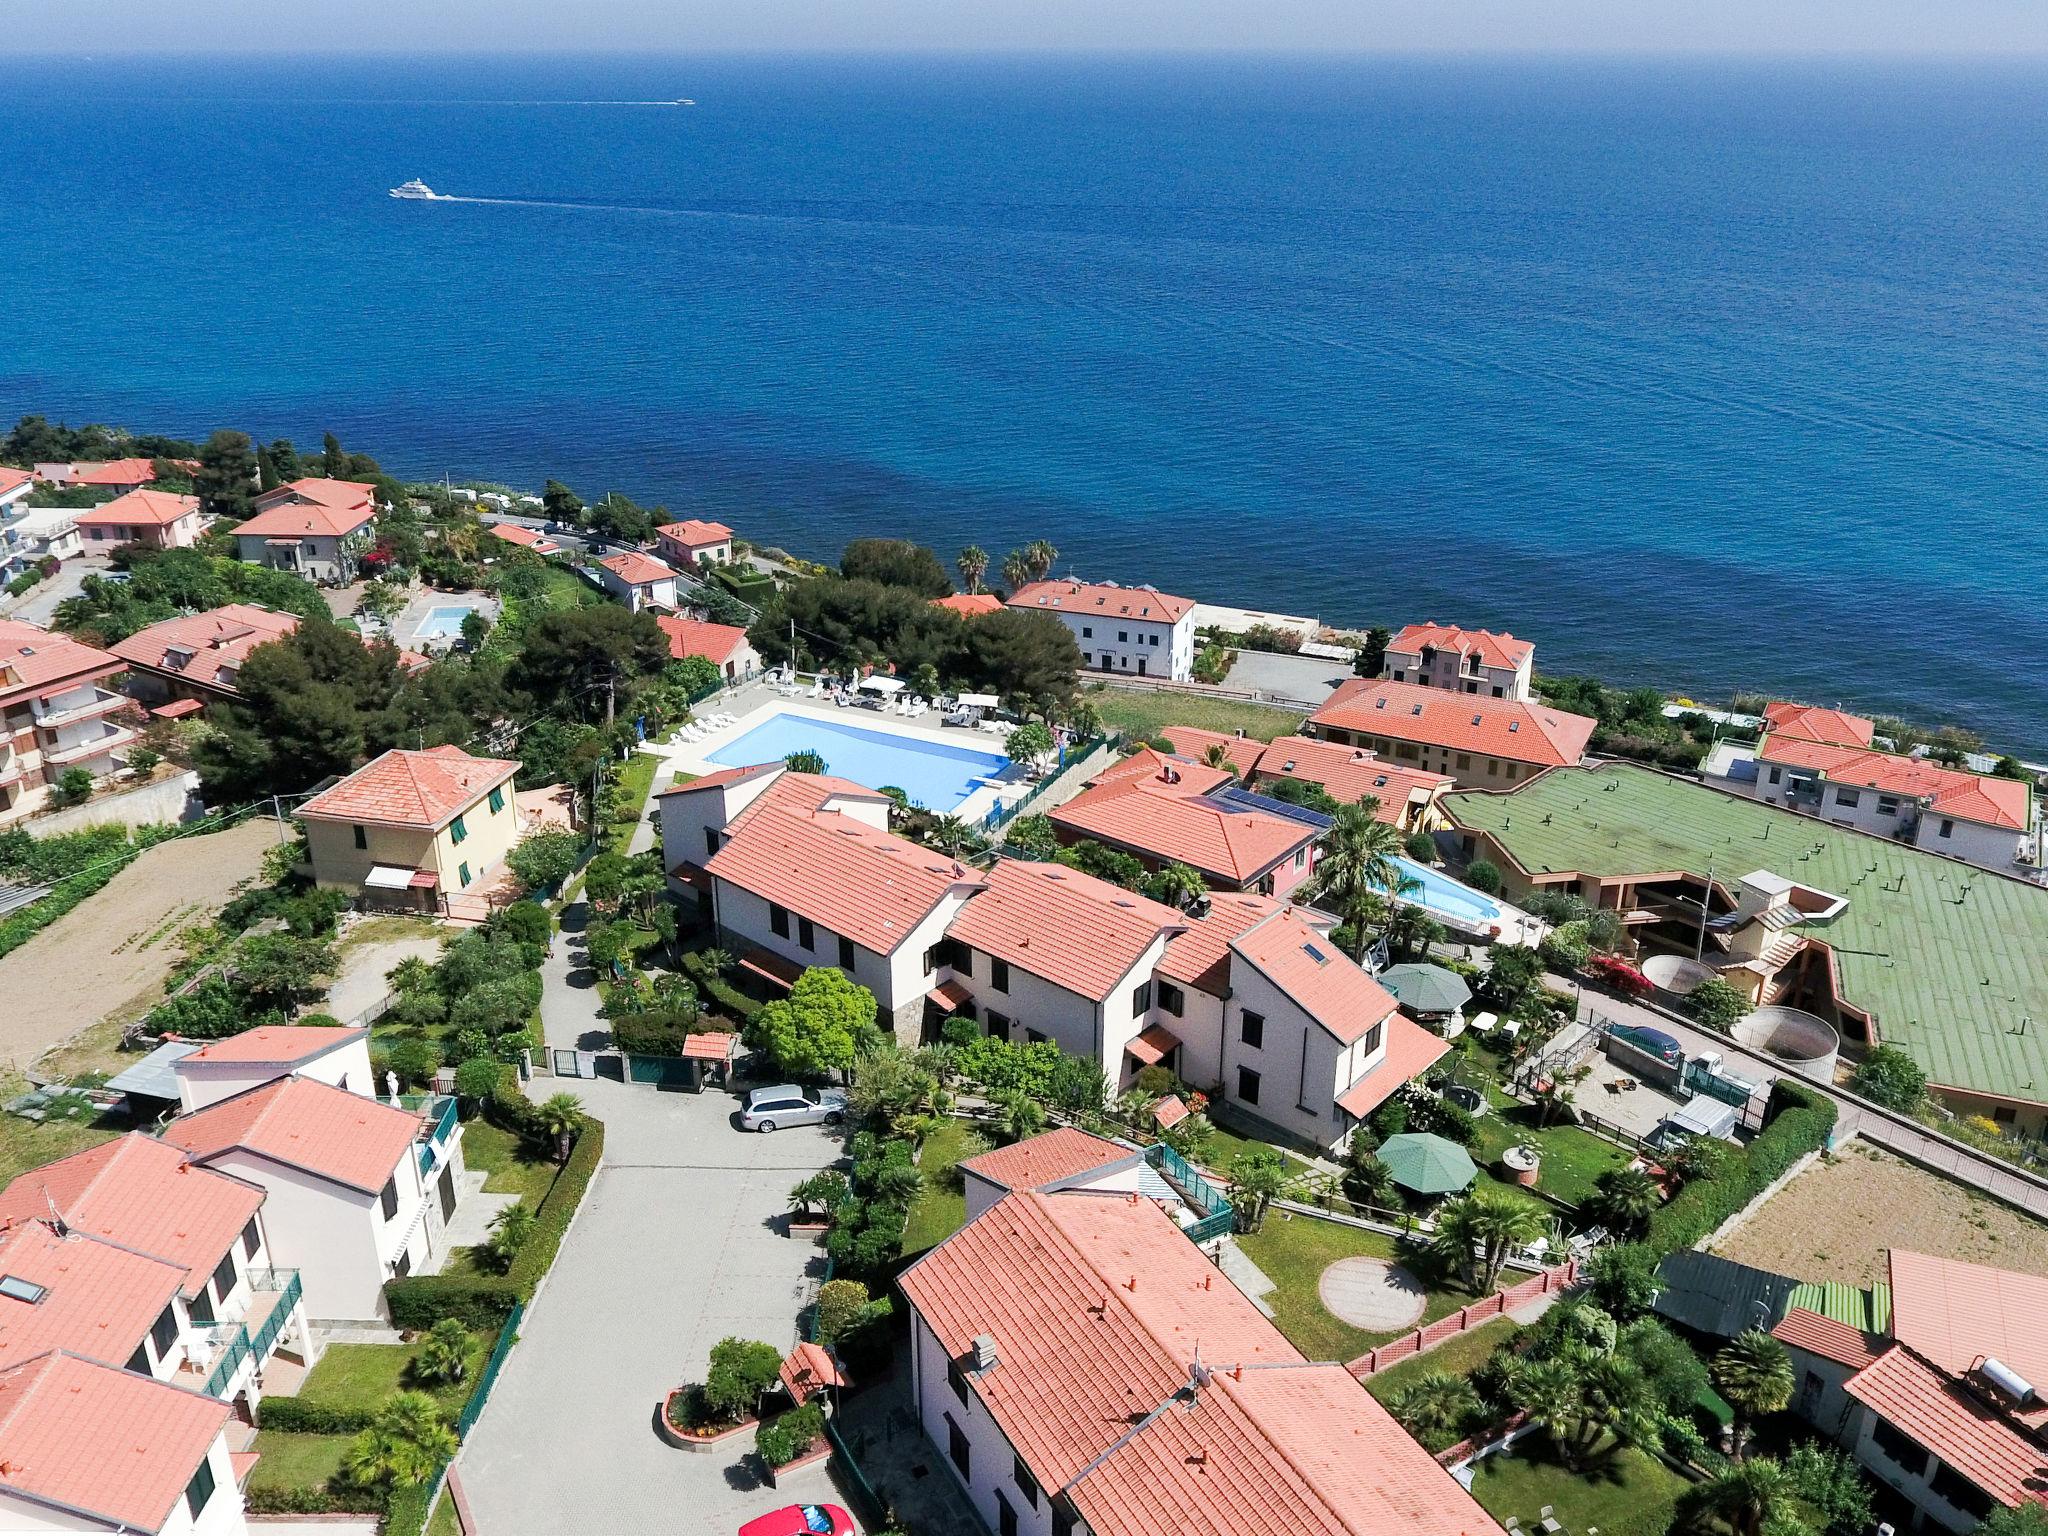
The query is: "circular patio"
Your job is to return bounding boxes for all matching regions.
[1317,1257,1428,1331]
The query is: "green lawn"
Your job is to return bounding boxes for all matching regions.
[1467,1431,1690,1536]
[1470,1103,1632,1209]
[289,1328,496,1419]
[901,1118,988,1256]
[1196,1121,1316,1178]
[0,1074,119,1186]
[607,753,660,854]
[1235,1209,1498,1362]
[426,1492,463,1536]
[1364,1315,1522,1407]
[459,1118,560,1208]
[1088,688,1308,745]
[246,1431,351,1495]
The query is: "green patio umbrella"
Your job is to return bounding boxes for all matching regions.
[1377,1132,1478,1195]
[1377,963,1473,1016]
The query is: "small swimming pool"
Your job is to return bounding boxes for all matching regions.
[707,711,1010,814]
[415,603,479,640]
[1385,855,1503,931]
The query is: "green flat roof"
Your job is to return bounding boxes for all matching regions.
[1446,763,2048,1105]
[1787,1279,1892,1334]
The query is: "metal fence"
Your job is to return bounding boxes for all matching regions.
[977,732,1114,833]
[1143,1141,1237,1243]
[457,1302,525,1439]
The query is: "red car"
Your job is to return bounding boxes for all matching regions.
[737,1504,855,1536]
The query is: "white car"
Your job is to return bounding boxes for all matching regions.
[739,1084,846,1133]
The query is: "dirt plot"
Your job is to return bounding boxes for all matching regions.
[1713,1141,2048,1285]
[0,818,281,1074]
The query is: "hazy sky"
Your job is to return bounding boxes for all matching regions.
[9,0,2041,55]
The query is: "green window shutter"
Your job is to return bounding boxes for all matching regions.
[459,862,472,888]
[488,786,505,814]
[450,815,467,844]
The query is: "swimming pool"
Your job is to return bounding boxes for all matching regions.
[1385,855,1503,932]
[415,603,479,640]
[707,711,1010,814]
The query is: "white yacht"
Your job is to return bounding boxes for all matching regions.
[389,179,438,200]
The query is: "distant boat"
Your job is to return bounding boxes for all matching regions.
[673,99,695,107]
[389,179,438,200]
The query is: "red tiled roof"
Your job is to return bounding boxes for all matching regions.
[655,615,749,665]
[1310,679,1595,769]
[1772,1307,1882,1371]
[1889,1250,2048,1396]
[0,619,123,705]
[179,1024,365,1067]
[110,603,300,693]
[152,697,205,719]
[654,762,784,800]
[1252,735,1452,824]
[71,457,159,487]
[236,479,377,538]
[1007,579,1197,625]
[780,1340,844,1406]
[957,1127,1133,1194]
[679,1032,736,1062]
[0,1351,230,1533]
[948,858,1186,1001]
[1159,726,1249,772]
[1051,764,1317,886]
[1090,746,1236,796]
[0,1220,187,1371]
[1152,1094,1190,1129]
[928,979,973,1011]
[1233,909,1402,1046]
[1125,1022,1181,1065]
[0,1133,260,1296]
[74,488,199,528]
[656,519,733,547]
[0,467,32,497]
[488,522,557,551]
[163,1076,422,1194]
[1159,892,1286,995]
[705,804,981,956]
[1763,701,1876,748]
[1388,622,1533,672]
[728,770,890,827]
[298,744,519,831]
[599,550,676,587]
[932,592,1005,618]
[1845,1346,2048,1510]
[1758,735,2032,832]
[1335,1014,1452,1119]
[900,1190,1506,1536]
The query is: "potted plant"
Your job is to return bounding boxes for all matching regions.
[787,1171,847,1235]
[658,1338,781,1451]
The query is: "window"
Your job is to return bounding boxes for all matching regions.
[948,1357,970,1406]
[1081,626,1092,638]
[1931,1463,1995,1521]
[838,935,856,971]
[1118,630,1128,643]
[450,814,468,845]
[1240,1011,1265,1049]
[1294,847,1306,867]
[126,1342,150,1374]
[1940,818,1955,838]
[1835,787,1861,808]
[211,1250,238,1302]
[188,1287,214,1325]
[1869,1415,1928,1475]
[1456,754,1471,771]
[1014,1455,1040,1508]
[991,957,1011,992]
[1359,1020,1384,1057]
[1149,633,1159,646]
[1487,759,1499,775]
[1504,764,1518,781]
[150,1304,179,1359]
[352,824,367,849]
[798,916,816,951]
[242,1217,261,1259]
[1877,796,1900,815]
[380,1177,400,1220]
[1995,1104,2018,1125]
[1491,685,1504,698]
[488,785,506,814]
[1054,1503,1077,1536]
[458,861,471,888]
[1157,981,1184,1017]
[1130,980,1152,1016]
[184,1459,217,1521]
[1237,1066,1261,1105]
[705,827,721,856]
[1392,670,1405,682]
[946,1414,971,1478]
[997,1490,1018,1536]
[986,1011,1010,1041]
[1026,1029,1047,1045]
[1767,766,1782,785]
[769,903,790,938]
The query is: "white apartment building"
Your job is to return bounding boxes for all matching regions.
[1005,579,1197,682]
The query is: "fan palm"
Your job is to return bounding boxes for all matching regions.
[1388,1372,1481,1451]
[1146,861,1209,911]
[1000,549,1033,590]
[997,1090,1046,1144]
[1712,1329,1794,1458]
[1341,1152,1398,1211]
[1225,1149,1293,1235]
[1691,1457,1799,1536]
[533,1092,584,1163]
[386,955,435,995]
[344,1392,457,1489]
[411,1319,472,1386]
[1022,539,1058,580]
[1589,1166,1660,1237]
[956,545,989,593]
[1303,804,1416,959]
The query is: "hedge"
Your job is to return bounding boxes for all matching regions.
[385,1112,604,1329]
[244,1485,384,1515]
[255,1397,378,1434]
[1645,1080,1835,1254]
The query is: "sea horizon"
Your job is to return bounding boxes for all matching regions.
[5,51,2045,750]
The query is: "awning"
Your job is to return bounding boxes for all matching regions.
[928,979,973,1011]
[407,870,440,890]
[955,692,1000,709]
[680,1032,736,1062]
[151,698,205,719]
[668,860,709,889]
[104,1040,201,1102]
[364,865,415,891]
[859,675,905,694]
[739,947,803,990]
[1125,1023,1181,1066]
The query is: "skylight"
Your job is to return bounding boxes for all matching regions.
[1301,942,1328,965]
[0,1275,47,1305]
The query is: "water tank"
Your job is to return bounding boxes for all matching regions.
[1979,1357,2035,1405]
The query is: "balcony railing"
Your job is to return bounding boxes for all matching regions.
[200,1268,302,1399]
[41,723,138,765]
[1143,1142,1236,1245]
[33,690,131,731]
[384,1093,459,1173]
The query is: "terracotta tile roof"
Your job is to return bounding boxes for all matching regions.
[958,1128,1134,1193]
[599,550,676,587]
[1845,1345,2048,1510]
[678,1032,736,1062]
[0,1350,230,1533]
[110,603,300,693]
[1051,766,1318,886]
[0,467,32,497]
[1125,1022,1181,1065]
[900,1190,1506,1536]
[1758,735,2032,831]
[1763,701,1876,748]
[654,762,783,800]
[1310,679,1595,769]
[1159,892,1286,994]
[1090,746,1236,797]
[0,1133,260,1296]
[656,519,733,546]
[1231,909,1402,1046]
[1889,1250,2048,1396]
[297,744,519,831]
[1335,1013,1452,1119]
[163,1076,422,1194]
[948,858,1186,1001]
[1388,622,1533,672]
[1158,726,1249,772]
[0,1220,186,1371]
[236,479,377,538]
[1772,1307,1882,1371]
[488,522,557,551]
[705,804,981,956]
[655,615,749,665]
[1007,579,1197,625]
[177,1024,365,1067]
[1252,735,1453,822]
[780,1340,844,1405]
[1152,1094,1190,1129]
[0,619,123,704]
[931,592,1005,618]
[71,457,159,487]
[73,488,199,528]
[727,770,889,826]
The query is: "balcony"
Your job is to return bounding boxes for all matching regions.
[198,1268,304,1398]
[1143,1142,1236,1245]
[385,1093,460,1173]
[33,689,131,732]
[40,722,138,765]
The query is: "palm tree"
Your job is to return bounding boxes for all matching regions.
[1201,742,1238,772]
[412,1319,472,1386]
[957,546,989,593]
[1226,1149,1293,1235]
[1712,1329,1794,1458]
[1303,804,1416,960]
[1589,1166,1660,1238]
[484,1203,536,1273]
[698,947,734,979]
[1388,1372,1482,1451]
[1000,549,1033,590]
[1146,861,1209,912]
[912,662,943,700]
[533,1092,584,1163]
[1691,1457,1798,1536]
[344,1392,458,1489]
[1023,540,1058,580]
[928,816,982,858]
[386,955,435,995]
[1342,1152,1398,1212]
[997,1090,1045,1144]
[1437,1188,1548,1292]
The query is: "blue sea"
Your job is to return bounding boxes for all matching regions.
[4,54,2046,750]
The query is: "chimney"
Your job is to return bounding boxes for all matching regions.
[971,1334,999,1372]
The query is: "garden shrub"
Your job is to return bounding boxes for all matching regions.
[1645,1082,1833,1254]
[756,1402,827,1467]
[257,1397,380,1434]
[812,1279,871,1345]
[244,1486,385,1515]
[701,1337,783,1423]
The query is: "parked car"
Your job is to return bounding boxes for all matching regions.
[739,1084,847,1133]
[737,1503,855,1536]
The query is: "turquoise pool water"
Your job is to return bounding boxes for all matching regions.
[416,603,479,640]
[708,712,1010,813]
[1387,855,1503,929]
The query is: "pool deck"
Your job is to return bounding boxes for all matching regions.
[394,587,499,651]
[635,684,1033,823]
